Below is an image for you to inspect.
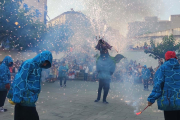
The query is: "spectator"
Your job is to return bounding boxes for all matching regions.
[141,65,151,91]
[68,68,75,79]
[75,64,80,78]
[83,65,89,81]
[149,66,154,85]
[58,62,68,87]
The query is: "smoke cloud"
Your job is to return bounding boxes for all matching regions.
[83,0,165,36]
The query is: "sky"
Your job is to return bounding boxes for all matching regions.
[47,0,180,36]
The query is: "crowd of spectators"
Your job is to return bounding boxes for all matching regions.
[1,58,165,85]
[128,45,153,51]
[113,59,156,85]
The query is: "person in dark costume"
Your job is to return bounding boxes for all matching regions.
[94,38,124,104]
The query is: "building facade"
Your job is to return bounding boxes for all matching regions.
[127,15,180,47]
[127,15,180,38]
[46,9,91,28]
[128,27,180,47]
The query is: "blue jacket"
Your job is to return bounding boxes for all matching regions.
[0,56,13,91]
[148,58,180,111]
[141,65,151,80]
[96,53,116,82]
[7,51,52,107]
[58,66,68,77]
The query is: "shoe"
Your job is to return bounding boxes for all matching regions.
[103,101,109,104]
[60,85,63,87]
[144,88,146,91]
[94,100,99,102]
[0,108,7,112]
[146,89,149,91]
[64,84,66,87]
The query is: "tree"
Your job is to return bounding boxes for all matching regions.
[0,0,46,51]
[144,35,180,59]
[150,38,155,49]
[144,42,148,48]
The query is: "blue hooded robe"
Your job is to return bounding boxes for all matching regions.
[7,51,52,107]
[0,56,13,91]
[148,58,180,111]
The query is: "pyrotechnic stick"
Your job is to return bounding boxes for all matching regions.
[114,47,118,53]
[136,105,149,115]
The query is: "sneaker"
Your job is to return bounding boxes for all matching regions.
[94,100,99,102]
[0,108,7,112]
[64,84,66,87]
[60,85,63,87]
[103,101,109,104]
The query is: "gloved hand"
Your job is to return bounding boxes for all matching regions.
[8,99,16,105]
[5,83,10,90]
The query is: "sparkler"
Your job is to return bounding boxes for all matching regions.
[114,47,118,53]
[136,105,149,115]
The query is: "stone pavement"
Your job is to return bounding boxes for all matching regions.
[1,80,164,120]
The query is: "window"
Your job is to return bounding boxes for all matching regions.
[23,3,29,11]
[35,9,42,17]
[44,5,47,11]
[44,11,47,24]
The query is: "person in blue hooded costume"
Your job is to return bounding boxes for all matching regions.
[141,65,151,91]
[7,51,52,120]
[0,56,13,112]
[147,51,180,120]
[94,38,124,104]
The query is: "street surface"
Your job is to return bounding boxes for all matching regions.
[1,80,164,120]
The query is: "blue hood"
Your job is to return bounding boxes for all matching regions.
[33,51,52,69]
[165,58,179,69]
[144,65,147,68]
[2,56,13,67]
